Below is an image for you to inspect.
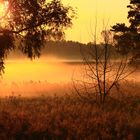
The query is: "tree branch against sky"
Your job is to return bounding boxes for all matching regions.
[111,0,140,64]
[0,0,75,74]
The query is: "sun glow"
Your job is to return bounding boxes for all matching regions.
[0,1,4,15]
[0,1,8,16]
[0,1,9,26]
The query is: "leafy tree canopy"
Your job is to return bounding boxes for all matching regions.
[0,0,75,74]
[111,0,140,63]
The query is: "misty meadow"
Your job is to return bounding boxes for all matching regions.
[0,0,139,140]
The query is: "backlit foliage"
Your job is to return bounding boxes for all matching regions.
[0,0,75,74]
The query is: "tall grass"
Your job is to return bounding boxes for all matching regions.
[0,81,139,140]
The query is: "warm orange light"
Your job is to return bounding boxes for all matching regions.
[0,0,3,3]
[0,1,9,26]
[0,1,4,15]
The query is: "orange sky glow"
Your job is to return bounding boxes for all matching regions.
[0,0,130,43]
[63,0,130,43]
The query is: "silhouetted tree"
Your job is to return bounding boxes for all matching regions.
[0,0,75,74]
[111,0,140,64]
[73,27,134,105]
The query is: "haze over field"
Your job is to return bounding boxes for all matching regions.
[0,1,139,139]
[0,0,138,98]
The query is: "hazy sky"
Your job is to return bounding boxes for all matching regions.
[61,0,130,43]
[0,0,130,43]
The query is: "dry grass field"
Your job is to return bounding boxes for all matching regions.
[0,81,139,140]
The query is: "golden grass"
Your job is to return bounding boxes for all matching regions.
[0,81,139,140]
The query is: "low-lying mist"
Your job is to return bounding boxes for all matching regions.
[0,56,138,97]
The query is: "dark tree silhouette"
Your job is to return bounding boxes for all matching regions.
[0,0,75,74]
[73,29,132,105]
[111,0,140,64]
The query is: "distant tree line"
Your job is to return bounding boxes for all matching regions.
[8,40,121,60]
